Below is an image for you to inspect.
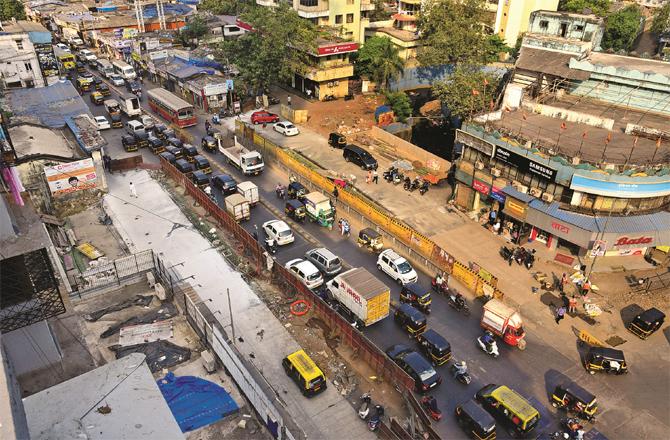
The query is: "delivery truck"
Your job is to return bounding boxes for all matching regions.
[304,192,334,227]
[325,267,390,328]
[218,134,264,175]
[119,94,141,118]
[237,181,259,207]
[103,99,121,116]
[480,298,526,350]
[224,194,250,222]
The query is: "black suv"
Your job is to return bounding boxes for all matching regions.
[385,344,441,392]
[343,144,377,170]
[211,173,237,195]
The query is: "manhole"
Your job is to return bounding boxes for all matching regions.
[605,335,627,347]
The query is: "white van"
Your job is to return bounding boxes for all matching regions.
[126,120,146,137]
[96,59,114,78]
[112,60,136,80]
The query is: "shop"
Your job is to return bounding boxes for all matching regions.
[501,186,533,245]
[526,200,593,255]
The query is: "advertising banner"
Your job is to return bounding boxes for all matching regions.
[493,145,557,182]
[570,174,670,198]
[472,179,490,195]
[44,158,97,196]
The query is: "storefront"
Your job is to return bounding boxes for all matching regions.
[526,200,593,255]
[501,186,533,244]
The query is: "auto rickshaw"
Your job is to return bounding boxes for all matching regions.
[90,91,104,105]
[416,329,451,366]
[357,228,383,253]
[328,132,346,148]
[121,135,138,152]
[400,282,432,314]
[183,144,198,163]
[98,83,110,96]
[191,170,210,189]
[551,382,598,422]
[288,181,307,202]
[160,128,176,142]
[75,61,86,73]
[201,135,218,153]
[175,158,194,178]
[148,136,165,154]
[159,151,176,164]
[394,303,426,338]
[285,199,306,222]
[75,77,92,93]
[454,399,496,440]
[193,155,212,174]
[165,145,183,160]
[167,137,183,150]
[627,307,665,339]
[110,112,123,128]
[584,347,628,375]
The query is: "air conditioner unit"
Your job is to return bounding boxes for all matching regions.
[491,168,501,177]
[201,350,216,373]
[517,185,529,194]
[542,193,554,203]
[475,161,485,170]
[512,180,522,188]
[530,187,543,198]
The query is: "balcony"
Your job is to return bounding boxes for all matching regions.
[256,0,279,7]
[297,0,330,18]
[304,63,354,82]
[361,0,376,11]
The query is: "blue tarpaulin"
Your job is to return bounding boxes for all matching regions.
[157,372,239,433]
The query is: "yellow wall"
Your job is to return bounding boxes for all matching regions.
[305,64,354,82]
[496,0,559,46]
[316,79,349,99]
[329,0,362,42]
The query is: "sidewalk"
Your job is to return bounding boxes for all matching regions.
[102,170,375,440]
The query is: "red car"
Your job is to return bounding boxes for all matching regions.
[251,111,279,125]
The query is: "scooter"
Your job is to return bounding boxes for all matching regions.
[275,185,286,199]
[265,237,277,255]
[477,333,499,358]
[448,291,470,316]
[324,94,336,101]
[403,176,411,191]
[431,276,449,295]
[392,172,403,185]
[450,361,471,385]
[524,249,536,269]
[358,393,371,420]
[419,181,429,195]
[420,396,442,421]
[367,405,384,431]
[383,167,396,182]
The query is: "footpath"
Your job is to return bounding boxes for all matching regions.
[101,169,375,440]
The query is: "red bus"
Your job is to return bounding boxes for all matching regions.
[147,88,197,128]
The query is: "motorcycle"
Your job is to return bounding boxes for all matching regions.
[212,114,221,125]
[477,333,499,358]
[367,405,384,431]
[513,247,528,265]
[338,219,351,237]
[450,361,471,385]
[275,184,286,199]
[324,94,336,101]
[409,178,421,192]
[392,172,403,185]
[499,246,514,261]
[419,181,429,196]
[524,249,536,269]
[358,393,371,420]
[420,396,442,421]
[383,167,396,182]
[448,291,470,316]
[403,176,411,191]
[265,237,277,255]
[563,417,585,439]
[431,276,449,295]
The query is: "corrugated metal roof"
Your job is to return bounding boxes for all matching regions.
[7,81,92,128]
[501,185,535,203]
[529,199,670,233]
[339,268,388,300]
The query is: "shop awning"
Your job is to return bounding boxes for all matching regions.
[501,186,535,203]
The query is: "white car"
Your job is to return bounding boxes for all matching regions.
[94,116,110,130]
[285,258,323,289]
[55,43,70,52]
[108,74,124,86]
[79,49,97,61]
[376,249,418,285]
[262,219,294,245]
[274,121,299,136]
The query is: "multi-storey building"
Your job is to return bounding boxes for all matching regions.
[492,0,560,46]
[0,21,51,89]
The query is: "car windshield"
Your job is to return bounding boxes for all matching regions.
[419,367,437,382]
[306,272,320,282]
[246,156,262,166]
[285,124,295,129]
[397,261,412,274]
[278,229,292,238]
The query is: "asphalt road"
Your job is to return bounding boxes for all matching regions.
[79,69,660,440]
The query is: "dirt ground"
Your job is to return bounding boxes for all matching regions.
[301,94,385,139]
[67,204,128,261]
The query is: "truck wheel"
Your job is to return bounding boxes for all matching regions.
[396,278,403,286]
[517,339,527,350]
[377,264,382,271]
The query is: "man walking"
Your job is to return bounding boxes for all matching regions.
[568,295,578,314]
[366,170,372,184]
[372,169,379,184]
[332,186,339,203]
[555,305,566,324]
[129,181,138,198]
[287,95,292,107]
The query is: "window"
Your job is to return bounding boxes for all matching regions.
[575,25,584,32]
[15,39,23,50]
[347,0,354,4]
[539,20,549,30]
[346,13,354,24]
[300,0,318,5]
[335,14,343,24]
[24,62,33,72]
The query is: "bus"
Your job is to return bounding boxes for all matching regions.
[96,59,114,78]
[147,88,197,128]
[112,60,136,80]
[54,47,75,72]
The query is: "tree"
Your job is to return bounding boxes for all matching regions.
[417,0,490,66]
[0,0,26,21]
[219,4,317,93]
[369,0,393,22]
[178,15,209,47]
[384,91,412,122]
[432,65,500,118]
[199,0,250,15]
[558,0,610,17]
[355,36,404,89]
[651,3,670,35]
[601,5,642,52]
[484,35,511,63]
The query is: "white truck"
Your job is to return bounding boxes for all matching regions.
[218,134,264,176]
[103,99,121,116]
[224,194,250,222]
[237,181,259,206]
[119,94,141,118]
[325,268,390,328]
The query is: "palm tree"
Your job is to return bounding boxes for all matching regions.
[371,39,404,90]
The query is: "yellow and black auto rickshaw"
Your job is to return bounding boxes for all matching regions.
[551,382,598,422]
[90,91,104,105]
[175,158,195,178]
[288,181,308,202]
[627,307,665,340]
[285,199,306,222]
[394,303,426,338]
[183,144,198,164]
[357,228,383,253]
[193,155,212,174]
[191,170,210,190]
[584,347,628,375]
[417,329,451,366]
[454,399,496,440]
[400,282,432,314]
[75,77,92,93]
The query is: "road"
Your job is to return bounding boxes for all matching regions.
[80,68,665,440]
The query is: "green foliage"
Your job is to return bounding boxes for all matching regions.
[558,0,610,17]
[219,4,317,92]
[484,35,511,63]
[355,36,404,89]
[417,0,490,66]
[0,0,26,21]
[383,91,412,122]
[651,3,670,34]
[199,0,249,15]
[369,0,393,22]
[432,65,500,118]
[601,5,642,52]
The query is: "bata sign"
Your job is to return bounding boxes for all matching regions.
[615,236,653,247]
[317,42,359,56]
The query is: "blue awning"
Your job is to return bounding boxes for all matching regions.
[501,185,535,203]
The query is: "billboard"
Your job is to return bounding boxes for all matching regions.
[493,145,557,182]
[570,174,670,198]
[44,158,97,196]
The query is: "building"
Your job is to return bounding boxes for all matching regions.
[0,20,52,88]
[365,12,421,66]
[453,124,670,258]
[492,0,560,46]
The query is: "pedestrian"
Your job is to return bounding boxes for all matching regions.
[372,169,379,184]
[581,279,591,297]
[568,295,578,314]
[488,210,497,226]
[332,186,339,201]
[366,170,372,184]
[102,154,111,172]
[129,181,137,198]
[287,95,292,107]
[493,220,501,234]
[253,224,259,242]
[306,89,312,99]
[560,272,569,293]
[555,306,566,324]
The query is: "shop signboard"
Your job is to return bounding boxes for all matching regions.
[493,145,557,182]
[317,42,359,56]
[504,198,528,220]
[455,129,494,157]
[570,174,670,198]
[490,186,506,204]
[44,158,97,196]
[614,236,653,247]
[203,83,227,96]
[526,207,593,248]
[472,179,490,195]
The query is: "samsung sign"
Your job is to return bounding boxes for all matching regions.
[493,146,557,182]
[571,175,670,199]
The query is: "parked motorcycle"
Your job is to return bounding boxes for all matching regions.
[392,172,403,185]
[477,332,499,358]
[409,178,421,192]
[499,245,514,261]
[419,181,429,196]
[367,405,384,431]
[358,393,372,420]
[448,290,470,316]
[403,176,411,191]
[524,249,536,269]
[420,396,442,421]
[563,417,585,439]
[383,166,397,182]
[450,361,471,385]
[265,237,277,255]
[324,94,336,101]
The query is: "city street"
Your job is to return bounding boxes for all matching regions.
[84,70,668,440]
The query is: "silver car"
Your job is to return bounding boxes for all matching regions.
[304,248,342,276]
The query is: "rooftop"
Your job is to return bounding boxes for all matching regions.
[6,82,92,128]
[575,51,670,78]
[516,47,590,80]
[0,196,53,259]
[531,9,603,22]
[374,26,420,43]
[0,20,50,34]
[9,125,77,160]
[22,353,184,440]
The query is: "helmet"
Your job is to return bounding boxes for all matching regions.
[460,361,466,368]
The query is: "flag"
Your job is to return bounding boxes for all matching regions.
[605,133,612,144]
[483,78,489,86]
[560,122,567,130]
[656,137,661,148]
[471,89,479,96]
[582,131,587,139]
[522,112,527,120]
